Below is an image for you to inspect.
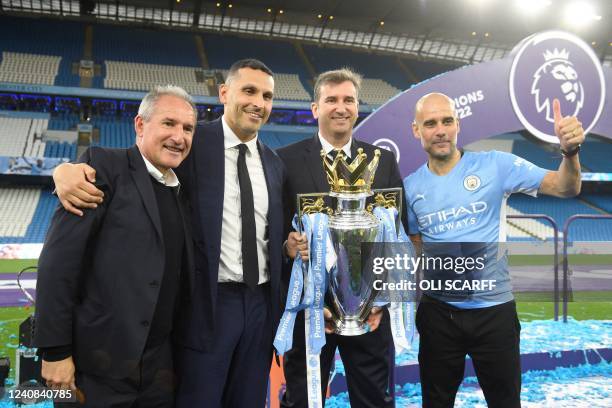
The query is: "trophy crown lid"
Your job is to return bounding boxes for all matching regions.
[321,147,381,194]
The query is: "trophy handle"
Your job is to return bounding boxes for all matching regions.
[295,193,333,318]
[369,187,403,233]
[296,193,333,233]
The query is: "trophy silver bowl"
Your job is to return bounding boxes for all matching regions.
[297,148,401,336]
[327,191,381,335]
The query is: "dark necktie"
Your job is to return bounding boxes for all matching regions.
[327,148,341,162]
[237,144,259,289]
[327,148,351,164]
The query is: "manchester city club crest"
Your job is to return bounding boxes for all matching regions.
[463,175,481,191]
[508,31,605,144]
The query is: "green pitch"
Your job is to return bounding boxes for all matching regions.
[0,259,37,274]
[0,306,35,382]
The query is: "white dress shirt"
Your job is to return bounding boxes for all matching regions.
[218,116,269,284]
[318,133,352,160]
[141,154,180,187]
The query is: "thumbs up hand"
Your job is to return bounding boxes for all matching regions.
[553,98,584,153]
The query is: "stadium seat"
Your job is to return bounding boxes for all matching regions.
[359,78,401,105]
[0,52,61,85]
[508,195,612,241]
[0,117,48,157]
[104,61,211,96]
[0,187,41,238]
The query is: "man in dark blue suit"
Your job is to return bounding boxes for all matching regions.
[278,69,404,408]
[172,59,285,407]
[52,59,285,407]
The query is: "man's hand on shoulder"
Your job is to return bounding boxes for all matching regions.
[53,163,104,216]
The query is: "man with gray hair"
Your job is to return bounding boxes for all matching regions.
[34,85,197,406]
[278,68,405,407]
[50,59,286,408]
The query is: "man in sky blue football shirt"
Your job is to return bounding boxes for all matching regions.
[405,93,584,407]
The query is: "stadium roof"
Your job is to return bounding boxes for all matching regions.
[2,0,610,62]
[110,0,610,44]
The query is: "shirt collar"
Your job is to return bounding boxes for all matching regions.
[318,132,352,159]
[222,115,259,154]
[141,154,180,187]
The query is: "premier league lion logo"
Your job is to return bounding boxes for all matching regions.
[509,31,605,144]
[531,48,584,123]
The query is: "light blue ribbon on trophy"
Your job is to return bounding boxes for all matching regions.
[373,206,416,353]
[273,215,315,355]
[304,212,328,408]
[308,213,328,352]
[273,211,329,408]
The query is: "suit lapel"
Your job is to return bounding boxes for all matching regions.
[257,140,275,220]
[177,192,195,294]
[195,119,225,255]
[350,138,360,159]
[127,146,163,240]
[304,135,330,193]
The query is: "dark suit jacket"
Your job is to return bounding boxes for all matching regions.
[174,118,285,352]
[277,134,408,243]
[34,145,194,379]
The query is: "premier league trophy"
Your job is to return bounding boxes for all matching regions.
[297,148,401,335]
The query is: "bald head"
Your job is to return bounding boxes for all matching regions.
[414,93,457,124]
[412,92,461,164]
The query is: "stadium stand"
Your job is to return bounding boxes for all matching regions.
[580,194,612,213]
[463,134,517,153]
[104,61,211,96]
[0,187,57,244]
[43,141,77,160]
[93,116,134,149]
[505,222,538,240]
[205,33,308,76]
[359,78,401,106]
[0,52,61,86]
[506,204,556,241]
[269,73,311,101]
[260,126,311,149]
[580,140,612,172]
[303,45,407,89]
[205,33,312,101]
[0,16,83,87]
[0,187,41,239]
[301,45,406,105]
[22,117,48,158]
[0,116,48,157]
[47,114,81,131]
[508,195,612,241]
[44,114,79,160]
[511,139,561,170]
[408,59,458,82]
[92,24,212,94]
[92,24,200,67]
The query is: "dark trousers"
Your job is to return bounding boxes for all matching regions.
[280,308,394,408]
[416,296,521,408]
[175,282,273,408]
[57,339,174,408]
